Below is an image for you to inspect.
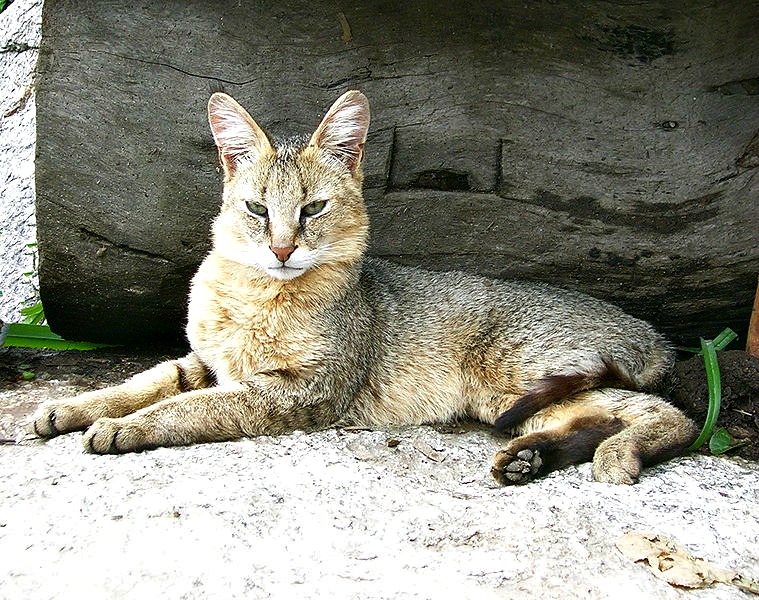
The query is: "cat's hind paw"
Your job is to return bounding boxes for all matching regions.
[591,438,641,485]
[491,447,543,485]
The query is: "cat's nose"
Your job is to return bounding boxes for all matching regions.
[270,245,297,263]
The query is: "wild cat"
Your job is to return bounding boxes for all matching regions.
[31,90,698,485]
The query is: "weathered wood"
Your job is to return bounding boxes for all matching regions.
[748,277,759,359]
[36,0,759,344]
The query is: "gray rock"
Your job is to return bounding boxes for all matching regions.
[0,0,43,323]
[33,0,759,344]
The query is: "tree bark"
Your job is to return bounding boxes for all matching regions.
[35,0,759,345]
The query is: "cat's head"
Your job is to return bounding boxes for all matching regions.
[207,91,371,281]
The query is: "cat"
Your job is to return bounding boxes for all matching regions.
[31,90,698,485]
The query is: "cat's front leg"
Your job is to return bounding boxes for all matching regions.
[82,379,342,454]
[31,353,212,438]
[83,384,249,453]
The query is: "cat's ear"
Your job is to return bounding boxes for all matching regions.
[309,90,370,175]
[208,93,273,180]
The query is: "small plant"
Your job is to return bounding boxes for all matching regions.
[0,240,114,351]
[683,328,746,454]
[2,301,115,351]
[20,301,45,325]
[2,320,115,351]
[707,427,742,455]
[18,363,35,380]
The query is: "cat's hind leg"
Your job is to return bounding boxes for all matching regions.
[491,402,624,484]
[491,389,698,485]
[31,352,213,438]
[589,390,699,484]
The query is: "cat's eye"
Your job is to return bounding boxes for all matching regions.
[245,201,268,217]
[301,200,327,218]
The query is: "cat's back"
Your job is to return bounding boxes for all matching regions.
[358,256,666,351]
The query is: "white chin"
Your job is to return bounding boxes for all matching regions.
[265,266,306,281]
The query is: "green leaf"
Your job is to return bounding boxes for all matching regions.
[1,323,116,351]
[20,302,45,325]
[712,327,738,351]
[676,345,702,353]
[688,338,722,451]
[708,428,732,455]
[676,328,737,355]
[708,427,748,455]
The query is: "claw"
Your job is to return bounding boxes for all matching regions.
[84,429,96,453]
[47,410,60,436]
[107,431,120,454]
[31,409,59,438]
[84,425,120,455]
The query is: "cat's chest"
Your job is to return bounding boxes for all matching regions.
[187,278,326,383]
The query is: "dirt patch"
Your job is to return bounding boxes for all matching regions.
[0,346,183,388]
[669,350,759,461]
[0,346,183,442]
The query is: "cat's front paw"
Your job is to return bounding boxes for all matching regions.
[83,417,153,454]
[491,447,543,485]
[31,400,93,438]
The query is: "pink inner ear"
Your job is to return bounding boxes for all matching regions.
[311,91,370,173]
[208,93,273,178]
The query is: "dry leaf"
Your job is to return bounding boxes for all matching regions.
[616,531,759,594]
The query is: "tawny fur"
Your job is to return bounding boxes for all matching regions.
[31,91,698,484]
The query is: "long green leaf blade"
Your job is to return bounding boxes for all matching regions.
[1,323,115,351]
[689,338,722,451]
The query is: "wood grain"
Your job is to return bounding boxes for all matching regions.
[35,0,759,344]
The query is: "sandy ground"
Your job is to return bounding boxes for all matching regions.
[1,347,757,599]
